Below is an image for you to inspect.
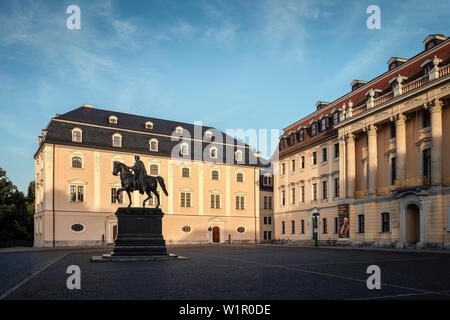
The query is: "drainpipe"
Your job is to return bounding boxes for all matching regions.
[52,144,55,248]
[254,168,257,244]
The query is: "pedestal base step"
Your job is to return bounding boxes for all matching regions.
[91,253,188,262]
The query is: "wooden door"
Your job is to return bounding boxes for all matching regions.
[212,226,220,243]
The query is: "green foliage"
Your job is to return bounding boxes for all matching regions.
[0,168,34,242]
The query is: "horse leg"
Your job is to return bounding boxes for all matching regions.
[142,189,152,208]
[127,190,132,208]
[154,190,161,208]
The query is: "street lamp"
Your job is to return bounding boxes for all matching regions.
[312,212,320,247]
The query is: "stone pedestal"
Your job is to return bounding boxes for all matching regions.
[91,207,187,262]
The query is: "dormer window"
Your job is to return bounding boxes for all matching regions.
[72,128,82,143]
[333,111,340,125]
[109,116,118,124]
[145,121,153,130]
[180,143,189,155]
[298,128,305,142]
[288,133,295,146]
[204,130,212,140]
[320,118,327,132]
[149,138,158,151]
[210,146,218,159]
[175,126,184,134]
[310,122,317,137]
[235,150,243,162]
[112,133,122,147]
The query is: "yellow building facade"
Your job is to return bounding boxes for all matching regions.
[34,106,271,247]
[274,34,450,248]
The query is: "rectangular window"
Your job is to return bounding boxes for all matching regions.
[358,215,365,233]
[381,212,390,232]
[264,217,267,224]
[300,185,305,203]
[312,183,317,201]
[70,185,84,202]
[77,186,84,202]
[322,180,328,199]
[291,187,295,204]
[301,220,305,234]
[281,221,285,234]
[268,217,272,225]
[268,196,272,209]
[268,231,272,240]
[281,163,286,175]
[311,123,317,136]
[422,109,431,128]
[211,194,220,209]
[334,143,339,158]
[322,218,328,234]
[391,157,397,185]
[321,118,327,132]
[264,231,267,240]
[334,217,338,234]
[180,192,192,207]
[281,190,286,206]
[70,185,76,202]
[301,156,305,169]
[312,152,317,165]
[423,149,431,184]
[111,188,123,204]
[291,159,295,172]
[322,148,327,162]
[235,196,245,210]
[291,220,295,234]
[334,178,340,198]
[390,121,396,138]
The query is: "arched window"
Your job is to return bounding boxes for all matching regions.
[182,167,190,178]
[236,172,244,182]
[149,138,158,152]
[72,128,82,143]
[210,147,217,159]
[211,170,219,180]
[112,133,122,147]
[149,164,159,175]
[72,157,82,168]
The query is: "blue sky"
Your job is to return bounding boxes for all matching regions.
[0,0,448,192]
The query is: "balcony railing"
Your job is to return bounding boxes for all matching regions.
[373,91,394,107]
[401,75,429,95]
[439,64,450,77]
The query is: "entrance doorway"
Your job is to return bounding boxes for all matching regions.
[212,226,220,243]
[405,204,420,244]
[113,225,118,242]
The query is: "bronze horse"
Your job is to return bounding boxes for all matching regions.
[112,161,168,208]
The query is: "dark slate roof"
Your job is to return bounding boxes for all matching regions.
[38,106,268,167]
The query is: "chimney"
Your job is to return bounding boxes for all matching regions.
[83,104,93,108]
[423,34,447,50]
[350,80,367,91]
[387,57,407,71]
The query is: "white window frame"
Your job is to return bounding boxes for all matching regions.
[112,133,122,147]
[71,128,83,143]
[210,146,218,159]
[149,138,158,152]
[145,121,153,129]
[109,115,118,124]
[235,150,243,162]
[180,142,189,155]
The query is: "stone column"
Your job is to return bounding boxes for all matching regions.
[430,99,443,185]
[367,124,378,195]
[395,114,407,182]
[338,135,347,198]
[346,133,355,198]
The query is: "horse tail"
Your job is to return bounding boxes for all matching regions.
[156,176,168,196]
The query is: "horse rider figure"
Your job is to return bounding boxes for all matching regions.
[131,155,147,194]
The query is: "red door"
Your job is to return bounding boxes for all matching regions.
[113,225,118,241]
[212,227,220,243]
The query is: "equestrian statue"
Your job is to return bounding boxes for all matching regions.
[112,155,168,208]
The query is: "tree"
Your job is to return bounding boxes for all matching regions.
[0,168,34,244]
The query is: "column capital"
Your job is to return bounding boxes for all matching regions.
[394,113,407,126]
[346,133,355,143]
[364,124,377,136]
[429,98,443,114]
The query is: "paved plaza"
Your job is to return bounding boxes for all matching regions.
[1,245,450,300]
